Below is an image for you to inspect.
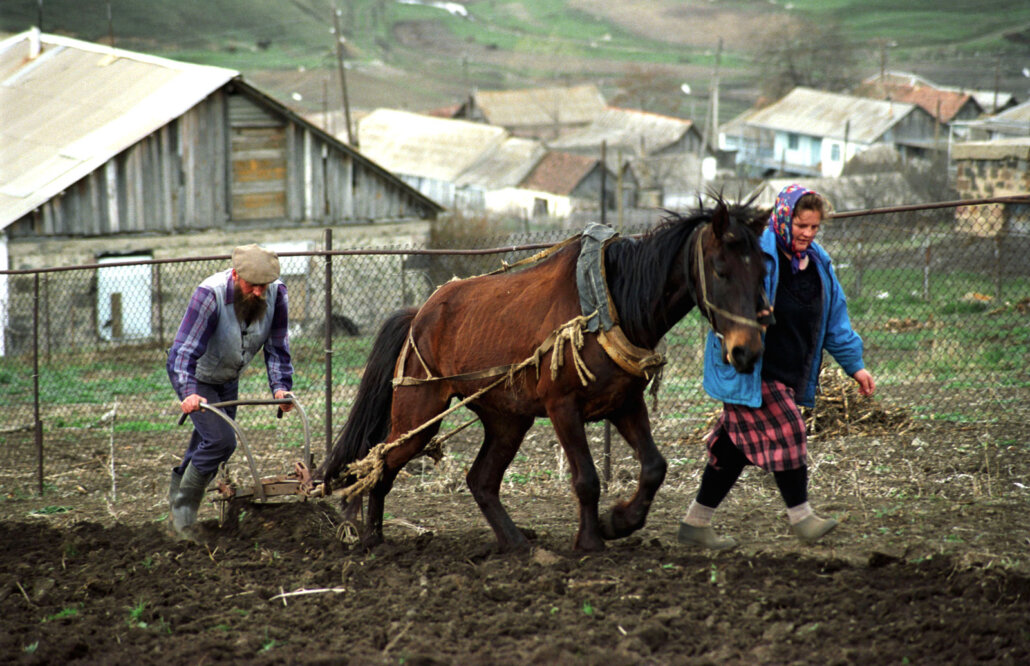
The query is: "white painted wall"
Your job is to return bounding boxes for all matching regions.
[0,233,7,356]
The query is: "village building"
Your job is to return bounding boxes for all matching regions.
[951,98,1030,143]
[548,107,707,208]
[859,70,1017,115]
[454,84,607,141]
[720,87,940,178]
[355,108,621,221]
[0,30,442,355]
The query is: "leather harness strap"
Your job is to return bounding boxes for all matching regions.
[693,227,770,331]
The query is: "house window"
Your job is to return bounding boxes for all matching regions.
[532,198,548,218]
[831,144,841,161]
[787,133,799,150]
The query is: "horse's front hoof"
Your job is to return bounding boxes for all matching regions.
[600,509,634,540]
[360,532,384,552]
[600,511,620,540]
[573,534,607,552]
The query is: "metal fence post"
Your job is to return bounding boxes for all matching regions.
[155,263,165,348]
[33,274,43,495]
[324,228,333,458]
[922,235,932,302]
[994,231,1003,301]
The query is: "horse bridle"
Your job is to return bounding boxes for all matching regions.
[692,224,771,333]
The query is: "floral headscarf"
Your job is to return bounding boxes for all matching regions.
[769,183,815,274]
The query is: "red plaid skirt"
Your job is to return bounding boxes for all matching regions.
[706,379,807,472]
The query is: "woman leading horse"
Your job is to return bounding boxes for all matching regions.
[320,198,771,552]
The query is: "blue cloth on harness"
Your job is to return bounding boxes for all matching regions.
[576,222,618,333]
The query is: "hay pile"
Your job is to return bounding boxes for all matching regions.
[804,367,911,438]
[688,366,912,441]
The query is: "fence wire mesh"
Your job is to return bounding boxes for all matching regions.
[1,199,1028,515]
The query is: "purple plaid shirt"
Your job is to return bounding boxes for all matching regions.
[167,273,292,399]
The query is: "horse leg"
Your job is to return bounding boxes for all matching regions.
[600,393,668,540]
[548,400,605,552]
[466,411,535,553]
[360,386,447,550]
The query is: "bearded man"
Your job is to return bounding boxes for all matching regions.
[166,244,295,533]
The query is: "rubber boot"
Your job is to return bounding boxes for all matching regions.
[792,514,839,544]
[676,522,737,551]
[170,463,215,534]
[168,469,182,512]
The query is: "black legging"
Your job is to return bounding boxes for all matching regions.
[696,430,808,509]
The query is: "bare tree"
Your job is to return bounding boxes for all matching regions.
[751,15,859,102]
[611,66,688,117]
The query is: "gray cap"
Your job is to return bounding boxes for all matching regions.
[232,244,280,284]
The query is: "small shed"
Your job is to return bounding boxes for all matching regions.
[516,152,617,219]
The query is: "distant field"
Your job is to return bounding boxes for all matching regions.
[2,1,1028,117]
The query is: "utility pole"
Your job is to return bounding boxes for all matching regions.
[331,2,356,147]
[106,1,114,47]
[698,37,722,191]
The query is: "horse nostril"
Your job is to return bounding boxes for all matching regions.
[731,346,755,371]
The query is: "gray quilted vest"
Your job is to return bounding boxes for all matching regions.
[195,270,280,385]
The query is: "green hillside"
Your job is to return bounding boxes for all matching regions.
[2,0,1027,116]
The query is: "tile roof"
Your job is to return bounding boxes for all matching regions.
[519,152,598,195]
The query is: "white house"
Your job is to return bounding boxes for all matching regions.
[720,87,939,178]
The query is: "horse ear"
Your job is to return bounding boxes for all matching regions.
[749,208,771,236]
[711,201,729,239]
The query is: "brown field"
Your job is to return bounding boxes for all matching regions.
[3,380,1029,663]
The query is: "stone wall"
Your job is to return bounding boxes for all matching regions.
[952,139,1030,236]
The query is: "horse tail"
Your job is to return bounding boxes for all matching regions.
[319,307,417,484]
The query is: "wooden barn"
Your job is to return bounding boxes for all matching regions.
[0,29,443,356]
[0,29,442,270]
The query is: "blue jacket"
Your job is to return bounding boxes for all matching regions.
[701,228,865,408]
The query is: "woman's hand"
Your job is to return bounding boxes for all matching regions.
[853,369,875,397]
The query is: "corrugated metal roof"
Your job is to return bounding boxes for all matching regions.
[743,87,917,144]
[473,84,605,128]
[956,98,1030,136]
[0,29,238,229]
[357,108,508,182]
[456,137,545,189]
[549,106,695,155]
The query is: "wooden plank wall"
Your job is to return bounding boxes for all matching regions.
[6,86,436,240]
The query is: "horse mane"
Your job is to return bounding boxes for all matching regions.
[604,197,762,346]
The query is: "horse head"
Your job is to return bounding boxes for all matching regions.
[693,200,772,374]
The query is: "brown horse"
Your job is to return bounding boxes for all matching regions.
[320,198,770,552]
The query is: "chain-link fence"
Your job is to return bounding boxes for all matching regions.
[2,197,1028,512]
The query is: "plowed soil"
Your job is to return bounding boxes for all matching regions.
[3,400,1029,664]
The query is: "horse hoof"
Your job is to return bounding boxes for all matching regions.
[360,533,384,552]
[600,511,619,540]
[573,535,607,552]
